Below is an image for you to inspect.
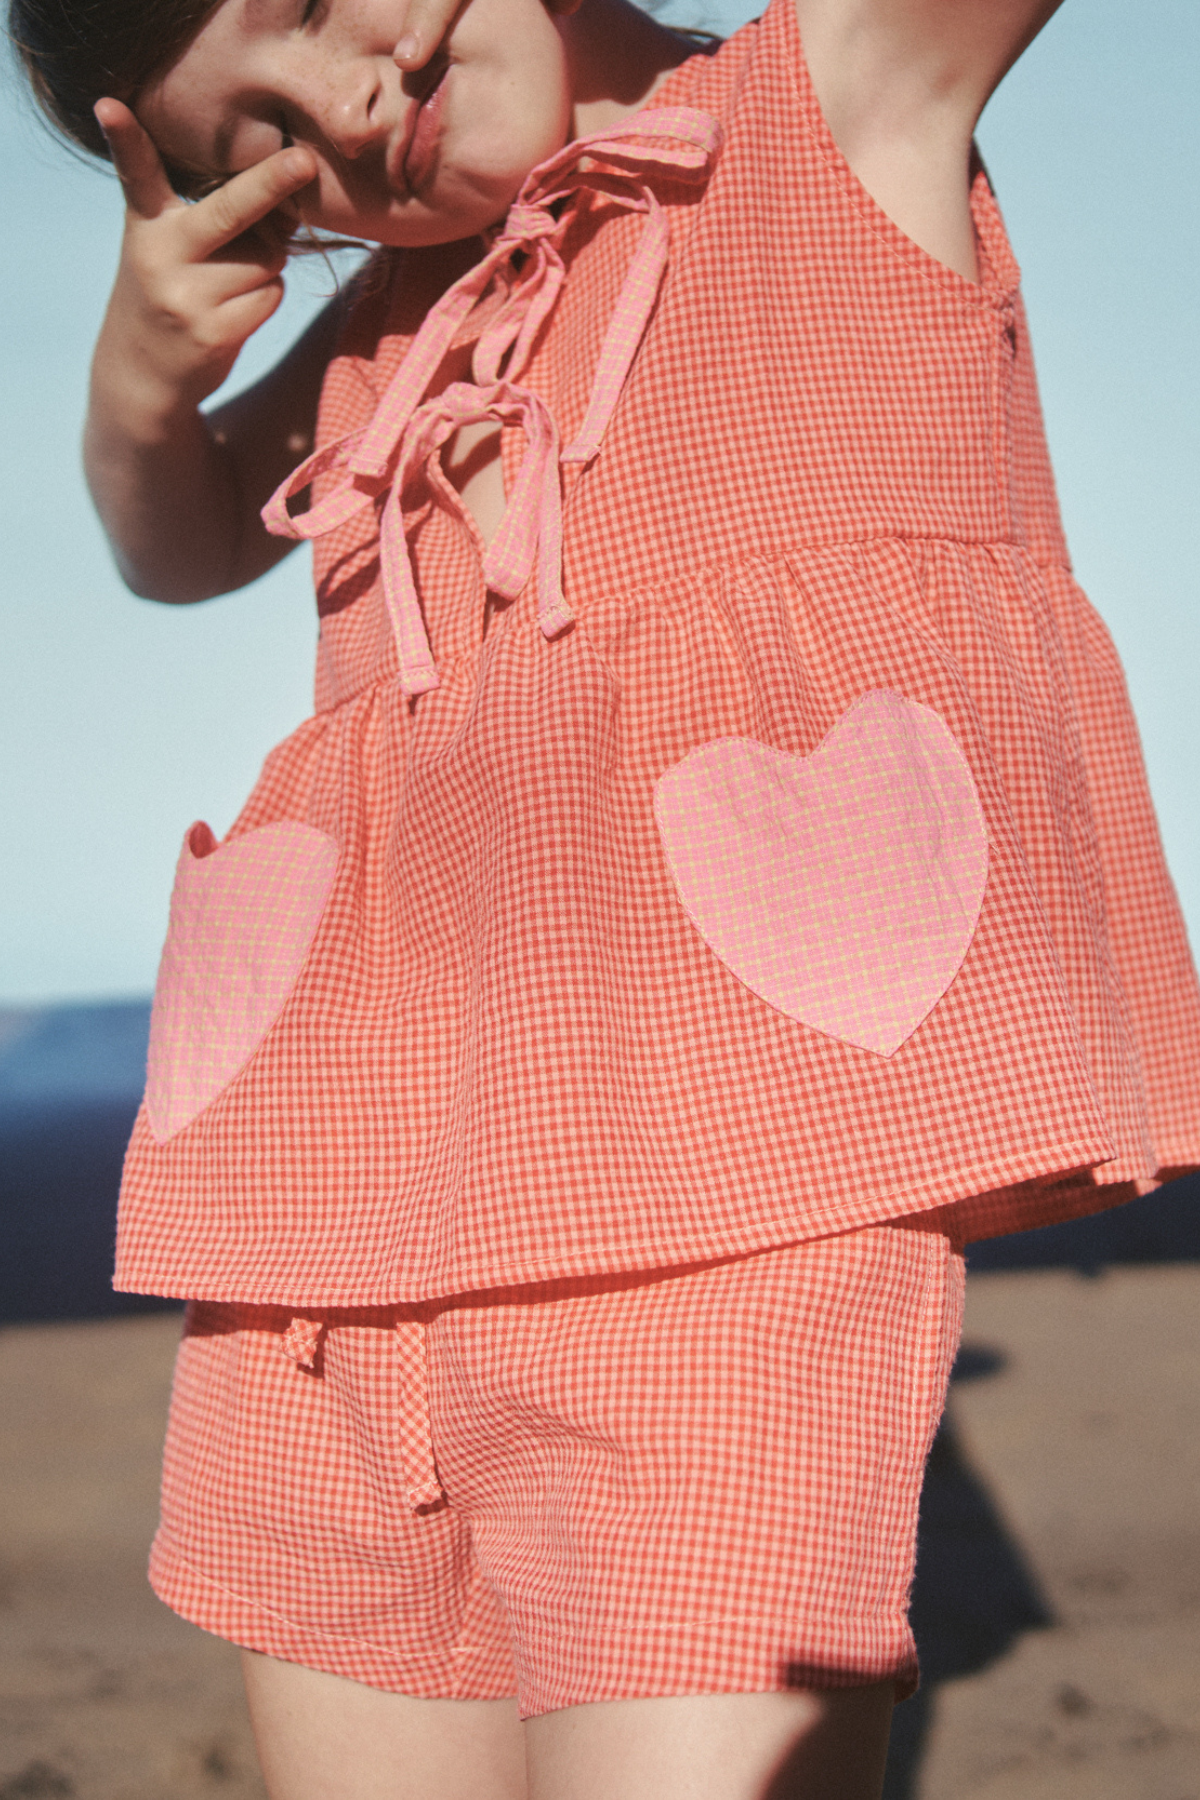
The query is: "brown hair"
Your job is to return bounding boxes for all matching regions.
[7,0,226,188]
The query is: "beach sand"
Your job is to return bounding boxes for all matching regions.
[1,1266,1197,1799]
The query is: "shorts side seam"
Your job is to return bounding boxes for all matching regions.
[910,1229,960,1444]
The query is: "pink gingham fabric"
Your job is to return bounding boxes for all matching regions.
[653,691,989,1055]
[144,820,339,1142]
[262,109,721,696]
[115,0,1200,1306]
[149,1222,964,1715]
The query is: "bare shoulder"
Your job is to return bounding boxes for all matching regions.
[791,0,1067,279]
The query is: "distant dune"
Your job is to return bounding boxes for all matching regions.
[0,1000,151,1107]
[0,1000,175,1324]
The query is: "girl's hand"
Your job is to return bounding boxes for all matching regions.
[392,0,581,75]
[392,0,472,72]
[93,97,318,418]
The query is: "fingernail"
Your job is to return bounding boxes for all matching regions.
[394,32,419,63]
[285,150,313,178]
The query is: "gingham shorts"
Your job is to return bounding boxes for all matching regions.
[150,1222,964,1718]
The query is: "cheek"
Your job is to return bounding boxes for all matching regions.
[291,175,369,240]
[443,60,572,191]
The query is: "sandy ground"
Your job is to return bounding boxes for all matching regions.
[1,1266,1197,1799]
[917,1268,1200,1799]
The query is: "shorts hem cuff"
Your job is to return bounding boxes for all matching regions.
[148,1534,518,1702]
[510,1615,919,1718]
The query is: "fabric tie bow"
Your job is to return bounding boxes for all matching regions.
[262,106,722,696]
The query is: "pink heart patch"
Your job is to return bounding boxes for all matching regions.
[145,820,339,1142]
[653,692,988,1056]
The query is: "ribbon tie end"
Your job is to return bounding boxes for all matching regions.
[538,599,575,640]
[560,437,601,466]
[399,665,442,697]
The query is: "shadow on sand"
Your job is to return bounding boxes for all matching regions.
[2,1002,1197,1795]
[880,1352,1050,1798]
[882,1181,1200,1798]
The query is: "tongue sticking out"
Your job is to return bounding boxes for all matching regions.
[404,63,450,193]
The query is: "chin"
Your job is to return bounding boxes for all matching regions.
[393,171,543,246]
[364,192,522,248]
[301,188,501,249]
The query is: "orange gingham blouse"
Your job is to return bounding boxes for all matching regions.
[115,0,1200,1305]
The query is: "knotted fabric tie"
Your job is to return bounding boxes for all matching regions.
[262,106,722,696]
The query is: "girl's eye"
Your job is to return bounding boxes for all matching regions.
[279,121,295,149]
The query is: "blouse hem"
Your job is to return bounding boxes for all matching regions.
[110,1130,1167,1307]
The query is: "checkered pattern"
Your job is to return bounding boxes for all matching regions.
[115,0,1200,1306]
[653,691,988,1055]
[144,821,339,1143]
[150,1223,963,1716]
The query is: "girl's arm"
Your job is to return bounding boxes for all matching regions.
[792,0,1068,277]
[86,102,329,604]
[794,0,1067,128]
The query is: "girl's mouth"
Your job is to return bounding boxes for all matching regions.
[399,59,451,196]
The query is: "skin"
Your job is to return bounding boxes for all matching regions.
[85,1,1066,1792]
[239,1653,898,1800]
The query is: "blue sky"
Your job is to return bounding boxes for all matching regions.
[1,0,1197,1004]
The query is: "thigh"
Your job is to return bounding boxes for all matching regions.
[525,1686,895,1800]
[242,1652,526,1800]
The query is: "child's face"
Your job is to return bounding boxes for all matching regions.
[138,0,577,245]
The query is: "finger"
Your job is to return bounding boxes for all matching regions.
[206,198,294,268]
[392,0,464,70]
[215,278,288,343]
[185,148,318,258]
[197,223,288,275]
[95,98,180,221]
[169,254,290,332]
[207,233,290,285]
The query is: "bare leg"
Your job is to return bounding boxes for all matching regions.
[240,1650,527,1800]
[525,1686,895,1800]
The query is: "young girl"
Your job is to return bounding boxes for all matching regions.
[14,0,1200,1794]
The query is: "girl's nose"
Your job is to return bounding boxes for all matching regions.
[318,62,386,160]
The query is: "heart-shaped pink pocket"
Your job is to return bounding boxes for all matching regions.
[145,820,339,1142]
[653,692,988,1056]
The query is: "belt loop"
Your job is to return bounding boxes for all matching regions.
[393,1318,445,1511]
[282,1315,325,1371]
